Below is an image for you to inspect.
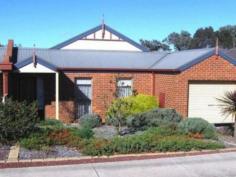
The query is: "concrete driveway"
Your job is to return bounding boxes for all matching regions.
[1,152,236,177]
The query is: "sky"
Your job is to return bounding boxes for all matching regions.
[0,0,236,48]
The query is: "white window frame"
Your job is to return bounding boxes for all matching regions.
[117,79,133,98]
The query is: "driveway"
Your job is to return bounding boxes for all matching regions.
[1,152,236,177]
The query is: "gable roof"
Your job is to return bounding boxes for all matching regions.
[11,47,236,72]
[51,24,149,52]
[150,48,215,71]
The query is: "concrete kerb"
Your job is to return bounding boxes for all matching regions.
[1,147,236,169]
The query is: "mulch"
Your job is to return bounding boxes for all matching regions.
[0,146,10,161]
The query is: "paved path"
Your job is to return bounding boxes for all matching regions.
[1,152,236,177]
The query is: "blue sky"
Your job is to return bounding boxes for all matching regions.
[0,0,236,48]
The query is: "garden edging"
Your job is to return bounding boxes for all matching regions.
[1,147,236,169]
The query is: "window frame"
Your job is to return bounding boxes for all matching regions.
[116,78,133,98]
[75,78,93,118]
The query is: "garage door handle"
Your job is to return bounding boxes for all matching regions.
[208,104,224,107]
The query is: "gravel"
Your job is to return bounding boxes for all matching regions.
[19,146,82,160]
[93,125,118,139]
[219,135,236,148]
[0,145,10,161]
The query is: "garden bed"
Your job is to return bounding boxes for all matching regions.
[0,145,10,161]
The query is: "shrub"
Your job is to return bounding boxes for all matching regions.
[106,94,158,130]
[38,119,64,130]
[20,126,93,150]
[79,114,101,128]
[178,118,218,140]
[69,127,94,139]
[20,129,52,150]
[81,127,224,156]
[127,108,182,130]
[106,94,158,120]
[0,99,39,144]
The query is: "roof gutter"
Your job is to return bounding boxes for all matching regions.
[57,67,181,73]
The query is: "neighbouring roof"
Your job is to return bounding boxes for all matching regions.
[51,24,149,52]
[0,47,6,62]
[223,48,236,59]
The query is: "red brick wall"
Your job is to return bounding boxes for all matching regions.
[155,55,236,118]
[0,74,2,98]
[46,72,154,123]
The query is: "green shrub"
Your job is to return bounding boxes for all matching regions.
[155,136,223,152]
[178,118,218,140]
[20,126,93,150]
[106,94,158,129]
[20,129,52,150]
[81,127,224,156]
[106,94,158,120]
[79,114,101,128]
[38,119,64,130]
[0,99,39,144]
[143,125,179,137]
[127,108,182,130]
[69,127,94,139]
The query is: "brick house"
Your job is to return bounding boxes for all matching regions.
[0,24,236,124]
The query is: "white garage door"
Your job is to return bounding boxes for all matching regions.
[188,83,236,124]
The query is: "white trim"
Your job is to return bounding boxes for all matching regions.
[117,79,132,87]
[76,79,92,85]
[18,63,55,73]
[55,72,59,120]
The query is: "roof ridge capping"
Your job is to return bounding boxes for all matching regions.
[50,24,149,52]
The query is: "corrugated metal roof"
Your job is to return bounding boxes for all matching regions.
[7,47,235,71]
[151,48,215,70]
[15,48,168,69]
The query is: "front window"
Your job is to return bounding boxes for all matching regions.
[117,79,132,98]
[75,79,92,118]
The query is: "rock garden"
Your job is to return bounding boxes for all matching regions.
[0,94,233,161]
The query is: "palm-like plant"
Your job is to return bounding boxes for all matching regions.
[217,91,236,137]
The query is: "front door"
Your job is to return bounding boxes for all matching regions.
[18,76,37,102]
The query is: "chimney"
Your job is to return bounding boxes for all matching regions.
[3,39,14,63]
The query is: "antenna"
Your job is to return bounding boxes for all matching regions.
[102,14,105,39]
[215,38,219,55]
[33,44,37,68]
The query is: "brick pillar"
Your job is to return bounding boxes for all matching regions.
[2,72,9,97]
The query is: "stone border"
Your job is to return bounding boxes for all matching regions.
[1,148,236,169]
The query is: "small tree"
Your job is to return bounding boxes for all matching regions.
[0,98,39,144]
[217,91,236,137]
